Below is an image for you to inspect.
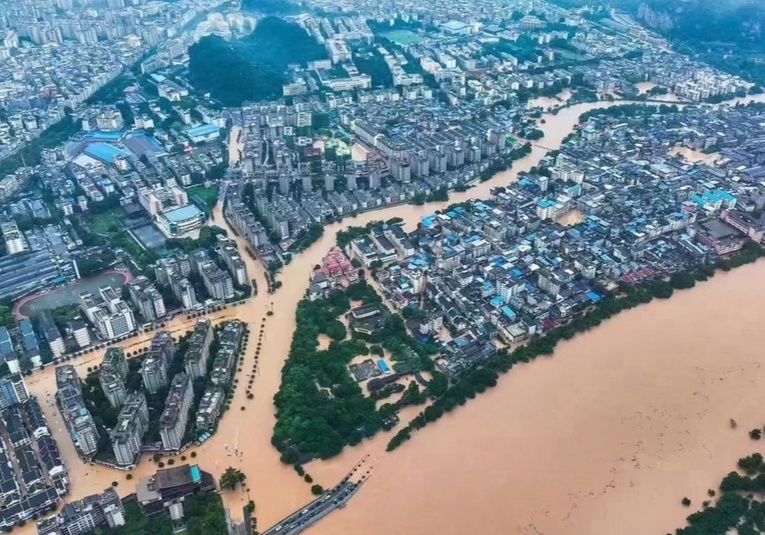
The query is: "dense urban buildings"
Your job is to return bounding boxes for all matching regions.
[0,376,68,530]
[37,487,125,535]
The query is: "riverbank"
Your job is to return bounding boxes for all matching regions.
[308,258,765,535]
[14,92,765,535]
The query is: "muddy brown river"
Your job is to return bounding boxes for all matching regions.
[17,94,765,535]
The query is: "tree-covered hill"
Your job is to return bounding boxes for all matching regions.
[188,16,327,106]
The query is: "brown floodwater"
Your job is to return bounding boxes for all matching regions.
[669,146,720,165]
[309,259,765,535]
[16,93,765,535]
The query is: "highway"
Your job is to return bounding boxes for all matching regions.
[261,456,373,535]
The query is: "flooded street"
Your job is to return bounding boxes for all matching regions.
[16,93,765,534]
[669,146,720,165]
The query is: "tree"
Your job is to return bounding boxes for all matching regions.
[310,484,324,495]
[681,497,691,507]
[188,18,327,106]
[219,467,246,490]
[750,428,762,440]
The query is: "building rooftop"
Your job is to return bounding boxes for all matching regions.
[83,142,130,163]
[185,124,220,138]
[162,204,203,223]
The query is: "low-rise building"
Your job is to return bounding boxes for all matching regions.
[136,464,215,516]
[37,487,125,535]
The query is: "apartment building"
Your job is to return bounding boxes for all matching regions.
[159,373,192,451]
[111,392,148,467]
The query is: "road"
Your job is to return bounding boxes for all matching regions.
[261,456,373,535]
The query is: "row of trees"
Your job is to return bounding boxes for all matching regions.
[388,241,765,452]
[579,103,680,122]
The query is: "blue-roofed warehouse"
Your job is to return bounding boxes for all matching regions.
[123,133,166,157]
[0,327,13,359]
[18,320,39,355]
[185,124,221,144]
[84,142,130,164]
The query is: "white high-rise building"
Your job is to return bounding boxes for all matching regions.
[79,287,136,341]
[0,219,27,254]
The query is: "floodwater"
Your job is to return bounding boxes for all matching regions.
[310,260,765,535]
[635,81,684,103]
[16,92,765,535]
[669,146,720,165]
[527,89,572,112]
[228,126,244,166]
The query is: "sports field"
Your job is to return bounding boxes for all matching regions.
[16,270,130,318]
[381,30,423,45]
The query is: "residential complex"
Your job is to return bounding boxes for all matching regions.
[140,331,175,394]
[127,275,167,322]
[0,393,68,531]
[184,319,213,380]
[209,321,244,386]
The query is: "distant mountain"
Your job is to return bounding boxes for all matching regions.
[633,0,765,45]
[547,0,765,84]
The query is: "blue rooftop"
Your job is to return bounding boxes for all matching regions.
[186,124,220,138]
[690,194,706,206]
[19,320,38,352]
[84,142,130,163]
[163,204,203,222]
[0,327,13,357]
[715,189,735,202]
[84,130,123,141]
[501,305,517,320]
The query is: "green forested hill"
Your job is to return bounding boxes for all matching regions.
[188,16,327,106]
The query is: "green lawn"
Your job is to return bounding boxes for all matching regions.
[188,185,219,212]
[90,211,124,235]
[381,30,423,45]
